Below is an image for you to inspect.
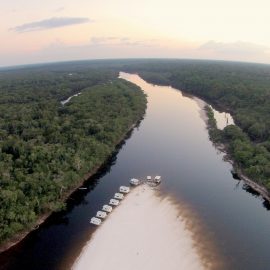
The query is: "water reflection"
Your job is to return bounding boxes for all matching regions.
[0,119,143,270]
[242,184,261,197]
[210,105,234,130]
[2,73,270,270]
[119,72,270,270]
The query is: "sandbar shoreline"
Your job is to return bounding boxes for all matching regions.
[72,185,216,270]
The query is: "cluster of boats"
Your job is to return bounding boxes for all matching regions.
[130,175,161,186]
[90,186,130,226]
[90,175,161,226]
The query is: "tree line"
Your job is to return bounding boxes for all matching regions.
[122,59,270,191]
[0,64,146,244]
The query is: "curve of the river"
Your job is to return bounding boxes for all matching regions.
[1,73,270,270]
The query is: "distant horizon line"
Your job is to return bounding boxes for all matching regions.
[1,57,269,71]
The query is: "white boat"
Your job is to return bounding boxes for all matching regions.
[90,217,102,225]
[119,186,130,193]
[130,178,141,186]
[96,211,107,219]
[109,199,120,206]
[114,193,124,200]
[154,175,161,183]
[147,176,152,182]
[102,205,113,213]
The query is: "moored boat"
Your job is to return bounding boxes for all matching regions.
[90,217,102,225]
[102,205,113,213]
[154,175,161,184]
[119,186,130,193]
[96,211,107,219]
[114,193,124,200]
[130,178,141,186]
[109,199,120,206]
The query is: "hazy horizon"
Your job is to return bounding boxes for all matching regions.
[2,57,270,70]
[2,0,270,66]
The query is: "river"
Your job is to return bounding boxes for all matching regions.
[60,92,81,105]
[1,72,270,269]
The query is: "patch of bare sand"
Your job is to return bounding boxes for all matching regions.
[72,185,207,270]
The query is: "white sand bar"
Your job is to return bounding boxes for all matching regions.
[72,185,206,270]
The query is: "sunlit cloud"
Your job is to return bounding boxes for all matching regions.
[2,0,270,66]
[199,41,270,57]
[89,36,157,47]
[5,37,165,66]
[90,37,119,45]
[54,7,65,13]
[10,17,92,33]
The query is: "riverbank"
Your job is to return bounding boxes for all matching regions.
[0,164,101,253]
[203,105,270,204]
[136,70,270,204]
[0,119,142,254]
[218,143,270,203]
[72,185,209,270]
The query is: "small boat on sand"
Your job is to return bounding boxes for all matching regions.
[102,205,113,213]
[114,193,124,200]
[96,211,107,219]
[109,199,120,206]
[130,178,141,186]
[146,175,162,186]
[154,176,161,184]
[89,177,163,227]
[90,217,102,226]
[119,186,130,193]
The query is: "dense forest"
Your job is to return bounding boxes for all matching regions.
[1,58,270,247]
[121,60,270,191]
[0,63,146,245]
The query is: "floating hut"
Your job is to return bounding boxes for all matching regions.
[109,199,120,206]
[102,205,113,213]
[130,178,141,186]
[154,175,161,184]
[96,211,107,219]
[90,217,102,226]
[119,186,130,193]
[114,193,124,200]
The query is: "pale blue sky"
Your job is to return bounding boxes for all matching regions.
[1,0,270,66]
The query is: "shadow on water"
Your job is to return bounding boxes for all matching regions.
[242,184,260,197]
[241,183,270,211]
[0,117,144,270]
[231,170,241,180]
[3,72,270,270]
[231,177,270,212]
[231,175,270,211]
[262,200,270,211]
[63,117,144,210]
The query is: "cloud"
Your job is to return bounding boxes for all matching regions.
[90,37,119,45]
[10,17,92,33]
[89,36,156,47]
[54,7,65,13]
[198,40,270,62]
[12,37,165,66]
[199,40,269,55]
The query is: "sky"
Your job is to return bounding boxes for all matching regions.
[1,0,270,66]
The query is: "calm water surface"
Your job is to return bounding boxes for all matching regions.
[211,105,235,130]
[1,73,270,270]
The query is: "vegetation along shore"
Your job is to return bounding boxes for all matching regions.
[0,64,147,252]
[122,60,270,202]
[1,58,270,253]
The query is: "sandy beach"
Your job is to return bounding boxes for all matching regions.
[72,185,207,270]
